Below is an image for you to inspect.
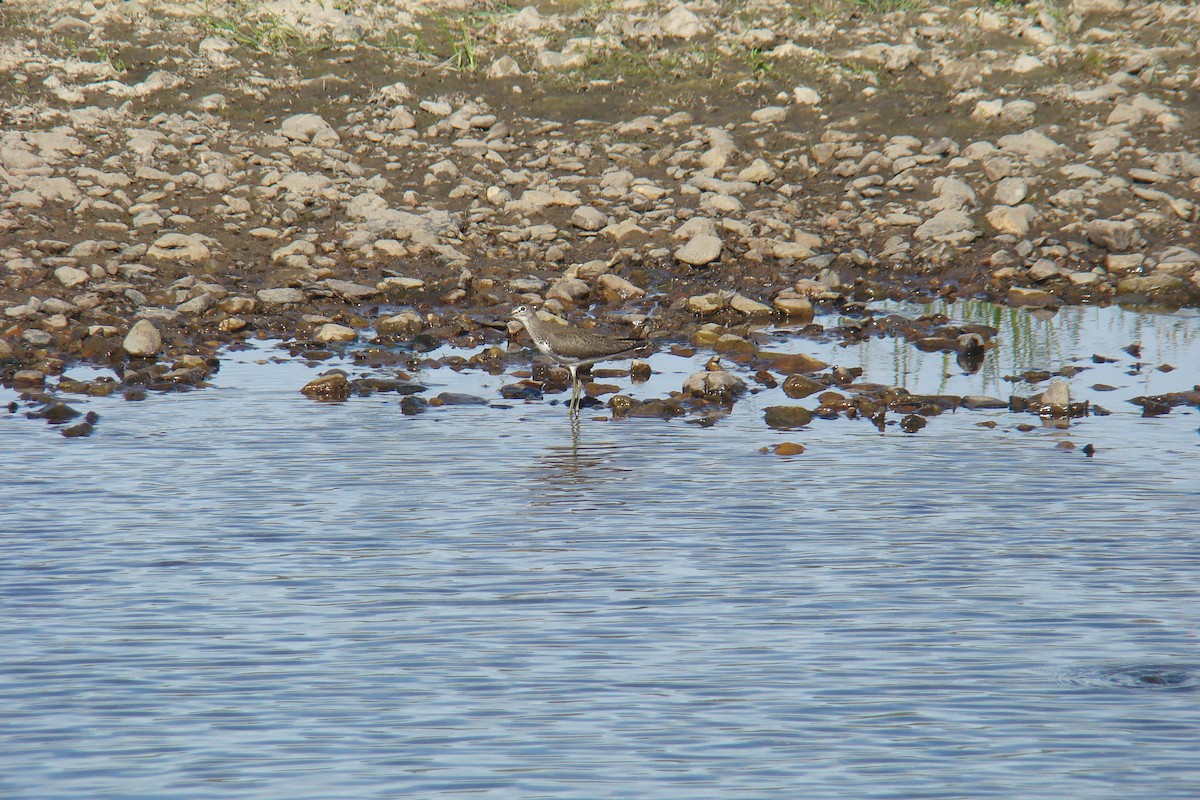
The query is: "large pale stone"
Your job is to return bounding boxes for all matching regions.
[280,113,339,146]
[687,292,729,314]
[659,5,703,38]
[54,266,89,288]
[314,324,357,343]
[993,177,1029,206]
[571,206,606,231]
[122,319,161,357]
[1087,219,1138,252]
[147,233,212,263]
[928,176,976,212]
[675,234,722,266]
[914,209,976,242]
[256,287,305,305]
[998,130,1064,164]
[730,294,773,317]
[986,204,1036,236]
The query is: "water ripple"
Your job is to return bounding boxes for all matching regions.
[1053,665,1200,692]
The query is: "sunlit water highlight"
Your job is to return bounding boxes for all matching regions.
[2,302,1198,798]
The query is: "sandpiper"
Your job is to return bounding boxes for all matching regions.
[510,304,650,414]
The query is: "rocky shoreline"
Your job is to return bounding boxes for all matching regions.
[2,0,1198,409]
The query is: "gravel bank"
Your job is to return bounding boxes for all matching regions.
[2,0,1198,394]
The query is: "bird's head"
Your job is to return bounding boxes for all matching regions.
[511,303,538,324]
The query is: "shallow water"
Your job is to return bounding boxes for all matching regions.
[2,301,1199,799]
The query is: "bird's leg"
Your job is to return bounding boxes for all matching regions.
[568,365,579,415]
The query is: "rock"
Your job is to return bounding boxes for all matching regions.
[1087,219,1139,252]
[256,288,305,305]
[1041,379,1071,411]
[730,294,773,317]
[914,209,976,243]
[687,292,729,314]
[506,188,581,215]
[61,422,95,438]
[12,370,45,388]
[1158,246,1200,269]
[323,279,378,301]
[738,158,777,183]
[962,395,1008,409]
[356,378,426,395]
[347,193,459,239]
[376,276,425,292]
[1028,259,1061,282]
[1010,55,1044,73]
[596,273,645,301]
[400,396,428,415]
[699,128,737,171]
[51,16,94,36]
[714,334,755,355]
[488,55,522,78]
[1068,271,1105,286]
[1074,0,1125,12]
[571,206,606,231]
[858,42,922,71]
[928,176,976,212]
[782,374,824,398]
[122,320,162,357]
[26,400,81,423]
[750,106,787,124]
[15,176,81,206]
[659,6,704,38]
[986,204,1036,236]
[972,99,1004,120]
[176,294,213,314]
[1008,287,1058,307]
[301,372,351,400]
[1116,274,1188,299]
[314,324,357,343]
[764,406,813,429]
[146,233,212,263]
[545,278,590,304]
[1001,100,1037,126]
[675,234,722,266]
[280,113,339,146]
[773,295,814,317]
[432,392,489,406]
[761,352,828,376]
[772,442,806,456]
[997,130,1064,164]
[792,86,821,105]
[900,414,927,433]
[54,266,90,288]
[1105,253,1144,274]
[682,357,747,403]
[993,177,1029,206]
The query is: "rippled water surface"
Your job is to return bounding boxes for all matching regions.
[3,302,1199,798]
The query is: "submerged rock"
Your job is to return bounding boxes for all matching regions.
[26,400,81,423]
[400,396,428,415]
[781,373,824,398]
[764,406,813,429]
[431,392,488,406]
[301,372,351,401]
[61,421,94,437]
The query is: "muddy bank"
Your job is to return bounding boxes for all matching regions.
[2,0,1199,398]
